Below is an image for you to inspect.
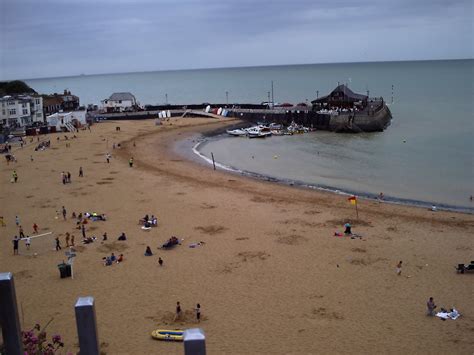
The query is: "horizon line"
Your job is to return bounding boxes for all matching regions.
[3,57,473,82]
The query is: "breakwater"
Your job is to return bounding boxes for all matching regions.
[94,101,392,133]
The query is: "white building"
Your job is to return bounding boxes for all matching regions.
[101,92,138,113]
[0,95,43,128]
[46,111,87,132]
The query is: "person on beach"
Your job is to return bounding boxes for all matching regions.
[62,206,67,220]
[396,261,402,275]
[427,297,437,316]
[33,223,38,234]
[67,172,71,183]
[117,254,124,263]
[71,234,75,246]
[81,224,86,239]
[118,232,127,241]
[25,236,31,250]
[79,167,83,177]
[65,232,70,247]
[158,257,163,266]
[145,246,153,256]
[129,157,134,167]
[102,232,108,241]
[13,236,19,255]
[55,237,62,251]
[195,304,201,323]
[19,225,25,238]
[12,170,18,183]
[62,171,66,184]
[15,215,20,226]
[106,153,111,163]
[174,302,182,321]
[110,253,117,262]
[0,216,6,227]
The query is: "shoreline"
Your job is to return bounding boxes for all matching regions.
[178,128,474,214]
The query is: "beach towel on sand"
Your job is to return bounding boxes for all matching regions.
[436,309,460,320]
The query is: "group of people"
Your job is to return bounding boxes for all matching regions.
[174,302,201,323]
[34,140,51,151]
[103,253,124,266]
[140,214,158,228]
[61,171,72,184]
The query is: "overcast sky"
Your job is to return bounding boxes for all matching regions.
[0,0,472,80]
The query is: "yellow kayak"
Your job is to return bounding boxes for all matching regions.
[151,329,184,342]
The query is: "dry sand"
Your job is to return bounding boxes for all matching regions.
[1,118,473,354]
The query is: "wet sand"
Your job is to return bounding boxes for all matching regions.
[1,118,473,354]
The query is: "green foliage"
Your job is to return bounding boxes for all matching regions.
[0,80,37,96]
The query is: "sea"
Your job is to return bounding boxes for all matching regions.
[25,59,474,212]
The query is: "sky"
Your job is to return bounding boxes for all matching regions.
[0,0,472,80]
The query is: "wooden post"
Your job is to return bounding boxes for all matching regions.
[0,272,24,355]
[211,152,216,171]
[75,297,99,355]
[184,328,206,355]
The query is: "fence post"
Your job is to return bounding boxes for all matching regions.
[183,328,206,355]
[0,272,24,355]
[74,296,99,355]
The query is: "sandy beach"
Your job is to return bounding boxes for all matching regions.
[1,117,473,354]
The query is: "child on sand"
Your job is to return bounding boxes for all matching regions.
[396,261,402,275]
[195,304,201,323]
[174,302,182,321]
[33,223,38,234]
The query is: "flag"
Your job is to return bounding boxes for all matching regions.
[348,196,357,205]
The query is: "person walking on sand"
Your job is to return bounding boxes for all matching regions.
[62,171,66,184]
[106,153,111,163]
[19,225,25,238]
[129,157,134,167]
[195,303,201,323]
[427,297,437,316]
[13,236,19,255]
[25,236,31,250]
[12,170,18,183]
[71,234,75,246]
[79,166,83,177]
[158,257,163,267]
[396,261,402,276]
[65,232,70,247]
[62,206,67,220]
[67,171,71,183]
[33,223,38,234]
[15,215,20,226]
[81,224,86,239]
[55,236,62,251]
[174,302,182,321]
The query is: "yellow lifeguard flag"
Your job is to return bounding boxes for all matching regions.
[348,196,357,205]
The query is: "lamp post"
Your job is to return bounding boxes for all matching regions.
[267,91,271,108]
[316,90,319,99]
[225,91,228,105]
[165,93,168,105]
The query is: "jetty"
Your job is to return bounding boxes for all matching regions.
[90,85,392,133]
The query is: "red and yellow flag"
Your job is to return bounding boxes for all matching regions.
[348,196,357,205]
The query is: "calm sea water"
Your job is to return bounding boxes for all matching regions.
[25,60,474,211]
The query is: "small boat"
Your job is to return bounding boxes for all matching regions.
[246,126,272,138]
[151,329,184,342]
[226,129,247,137]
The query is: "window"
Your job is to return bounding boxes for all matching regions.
[35,99,40,104]
[22,103,27,108]
[2,109,5,115]
[9,109,16,115]
[119,100,122,103]
[23,109,28,115]
[8,101,15,106]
